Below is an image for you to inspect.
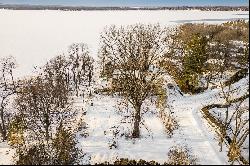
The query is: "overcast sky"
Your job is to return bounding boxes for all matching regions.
[0,0,248,6]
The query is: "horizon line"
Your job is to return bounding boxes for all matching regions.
[0,3,249,8]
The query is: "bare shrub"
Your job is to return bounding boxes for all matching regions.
[227,103,249,165]
[161,113,179,138]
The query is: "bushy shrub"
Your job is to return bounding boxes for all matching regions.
[16,143,51,165]
[159,109,179,138]
[52,125,82,165]
[7,115,26,148]
[176,73,199,94]
[167,146,198,165]
[14,125,82,165]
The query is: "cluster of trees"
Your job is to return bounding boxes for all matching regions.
[162,20,249,93]
[0,43,94,164]
[11,67,82,164]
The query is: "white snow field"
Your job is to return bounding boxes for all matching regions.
[0,10,249,77]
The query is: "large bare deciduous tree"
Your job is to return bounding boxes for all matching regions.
[99,24,169,138]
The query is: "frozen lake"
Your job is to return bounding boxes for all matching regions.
[0,10,249,76]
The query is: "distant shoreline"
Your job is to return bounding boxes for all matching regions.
[0,4,249,11]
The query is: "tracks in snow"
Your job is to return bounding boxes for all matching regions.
[171,92,228,165]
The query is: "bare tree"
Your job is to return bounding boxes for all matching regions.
[99,24,169,138]
[15,75,72,142]
[68,43,94,95]
[0,56,17,141]
[227,101,249,165]
[44,44,94,97]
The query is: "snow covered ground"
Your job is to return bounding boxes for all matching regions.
[0,10,249,77]
[0,142,15,165]
[76,93,228,165]
[72,75,248,165]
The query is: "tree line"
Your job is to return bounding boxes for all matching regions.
[0,4,248,11]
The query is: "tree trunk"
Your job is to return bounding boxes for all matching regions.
[44,113,50,142]
[0,108,7,141]
[132,105,141,138]
[88,68,92,87]
[206,75,210,89]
